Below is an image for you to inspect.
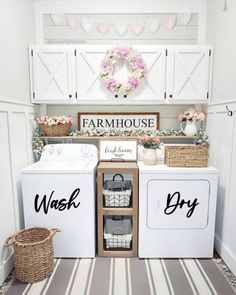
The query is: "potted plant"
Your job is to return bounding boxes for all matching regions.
[36,116,73,136]
[178,109,205,136]
[138,135,161,165]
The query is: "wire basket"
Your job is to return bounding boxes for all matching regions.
[104,217,132,249]
[5,227,60,283]
[164,145,208,167]
[103,174,132,207]
[40,123,72,136]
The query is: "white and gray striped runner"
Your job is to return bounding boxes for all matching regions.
[5,258,236,295]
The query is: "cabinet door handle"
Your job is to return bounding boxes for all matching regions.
[169,94,173,98]
[69,94,72,98]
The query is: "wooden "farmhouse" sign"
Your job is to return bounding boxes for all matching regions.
[78,112,160,131]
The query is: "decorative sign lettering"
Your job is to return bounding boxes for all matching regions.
[34,189,81,214]
[164,192,199,218]
[99,140,137,161]
[78,112,160,131]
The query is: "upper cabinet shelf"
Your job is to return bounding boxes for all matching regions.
[29,45,213,105]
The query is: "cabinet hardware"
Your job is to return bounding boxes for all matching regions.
[33,92,35,99]
[226,105,233,116]
[166,49,168,56]
[74,49,77,56]
[31,49,33,57]
[169,94,173,98]
[69,94,72,98]
[164,92,166,99]
[209,49,212,56]
[75,92,78,99]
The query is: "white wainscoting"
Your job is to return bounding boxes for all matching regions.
[206,101,236,275]
[0,99,39,285]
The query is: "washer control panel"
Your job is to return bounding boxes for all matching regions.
[41,144,98,161]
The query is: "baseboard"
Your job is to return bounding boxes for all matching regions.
[0,254,14,285]
[215,235,236,276]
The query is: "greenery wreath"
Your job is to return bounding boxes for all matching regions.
[100,45,147,97]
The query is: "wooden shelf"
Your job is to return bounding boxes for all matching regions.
[102,207,133,215]
[97,162,138,257]
[42,135,197,140]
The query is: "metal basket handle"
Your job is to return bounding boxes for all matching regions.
[112,174,124,181]
[111,227,125,235]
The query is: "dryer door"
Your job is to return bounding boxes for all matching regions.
[147,179,210,229]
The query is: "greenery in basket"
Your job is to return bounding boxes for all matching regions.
[36,115,73,126]
[32,128,44,161]
[138,135,161,149]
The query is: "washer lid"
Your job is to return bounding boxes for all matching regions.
[21,160,97,174]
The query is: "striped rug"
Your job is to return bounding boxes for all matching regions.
[4,258,236,295]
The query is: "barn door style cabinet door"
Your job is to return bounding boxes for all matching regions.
[166,46,212,103]
[29,46,76,103]
[29,45,212,104]
[76,45,166,104]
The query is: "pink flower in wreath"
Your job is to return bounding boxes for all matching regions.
[105,78,119,92]
[112,46,131,59]
[101,58,113,72]
[128,76,139,89]
[132,57,146,71]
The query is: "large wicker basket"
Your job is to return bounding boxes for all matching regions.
[5,227,60,283]
[40,123,72,136]
[164,145,208,167]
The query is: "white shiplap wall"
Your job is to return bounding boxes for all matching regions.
[0,99,38,285]
[206,101,236,275]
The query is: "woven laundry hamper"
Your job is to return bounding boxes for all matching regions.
[5,227,60,283]
[40,122,72,136]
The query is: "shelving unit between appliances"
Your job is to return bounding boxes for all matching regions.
[97,162,138,257]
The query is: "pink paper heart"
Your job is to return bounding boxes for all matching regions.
[67,16,79,30]
[97,23,110,35]
[163,15,176,31]
[131,22,144,36]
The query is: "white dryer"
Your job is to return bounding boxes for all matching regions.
[138,163,219,258]
[21,144,98,258]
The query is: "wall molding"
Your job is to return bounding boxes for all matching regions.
[0,98,37,108]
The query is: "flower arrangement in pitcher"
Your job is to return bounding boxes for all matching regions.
[138,135,161,149]
[178,108,205,122]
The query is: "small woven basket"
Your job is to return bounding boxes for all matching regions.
[164,145,208,167]
[40,123,72,136]
[5,227,60,283]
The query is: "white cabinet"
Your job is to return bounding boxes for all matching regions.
[166,46,212,103]
[77,45,166,104]
[29,46,76,102]
[29,45,212,105]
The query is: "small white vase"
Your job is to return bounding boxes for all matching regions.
[143,148,158,165]
[180,121,197,137]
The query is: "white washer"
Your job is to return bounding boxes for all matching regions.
[138,163,219,258]
[21,144,98,258]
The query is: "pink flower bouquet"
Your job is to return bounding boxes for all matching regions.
[138,135,161,149]
[178,109,205,122]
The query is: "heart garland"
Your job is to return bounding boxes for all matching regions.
[163,15,176,31]
[50,14,65,25]
[178,13,192,26]
[146,18,160,34]
[97,22,110,35]
[114,23,128,36]
[80,18,94,33]
[67,16,80,30]
[131,22,144,36]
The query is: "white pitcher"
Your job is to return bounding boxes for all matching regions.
[180,121,197,137]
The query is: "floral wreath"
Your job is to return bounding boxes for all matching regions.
[100,46,147,97]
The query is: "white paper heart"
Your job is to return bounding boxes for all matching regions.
[146,18,160,34]
[67,16,79,30]
[131,22,144,36]
[80,18,94,33]
[163,15,176,31]
[114,23,128,36]
[97,22,110,35]
[178,13,192,25]
[50,14,65,25]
